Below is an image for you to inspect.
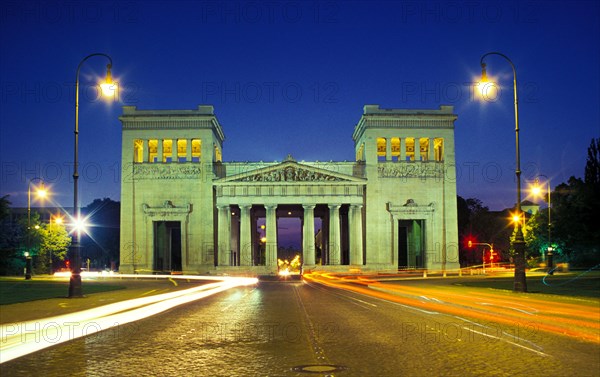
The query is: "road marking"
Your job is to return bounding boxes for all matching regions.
[462,326,550,357]
[420,295,443,303]
[477,302,536,315]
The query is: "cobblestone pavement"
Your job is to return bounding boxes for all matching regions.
[1,280,599,376]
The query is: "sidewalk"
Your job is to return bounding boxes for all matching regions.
[0,277,198,324]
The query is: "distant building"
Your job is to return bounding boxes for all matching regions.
[6,207,69,227]
[521,200,540,215]
[119,105,460,274]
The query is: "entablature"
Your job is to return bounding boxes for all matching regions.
[388,200,435,219]
[215,158,366,185]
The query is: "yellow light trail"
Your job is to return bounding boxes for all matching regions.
[303,272,600,344]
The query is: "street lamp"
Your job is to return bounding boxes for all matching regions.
[530,175,553,274]
[69,53,116,298]
[26,177,48,279]
[479,52,527,292]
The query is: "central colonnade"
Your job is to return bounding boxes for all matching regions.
[214,159,367,273]
[216,202,365,272]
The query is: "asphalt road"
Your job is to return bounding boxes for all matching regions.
[1,279,598,376]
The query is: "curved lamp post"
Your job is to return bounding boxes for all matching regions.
[26,177,48,279]
[530,175,553,274]
[479,52,527,292]
[69,53,115,298]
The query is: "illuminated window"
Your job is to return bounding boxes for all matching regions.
[391,137,400,161]
[133,139,143,163]
[405,138,415,161]
[434,138,444,161]
[214,144,222,162]
[163,139,173,163]
[192,139,201,162]
[177,139,187,162]
[420,138,429,161]
[148,139,158,162]
[377,137,386,161]
[356,143,364,161]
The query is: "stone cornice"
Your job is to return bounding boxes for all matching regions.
[119,105,225,142]
[352,105,457,142]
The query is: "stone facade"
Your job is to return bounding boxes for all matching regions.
[119,104,460,275]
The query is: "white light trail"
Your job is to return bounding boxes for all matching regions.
[0,275,258,363]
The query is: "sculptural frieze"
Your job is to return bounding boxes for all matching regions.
[133,164,203,179]
[377,162,443,179]
[239,166,342,182]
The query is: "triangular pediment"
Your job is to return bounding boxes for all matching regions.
[216,160,365,184]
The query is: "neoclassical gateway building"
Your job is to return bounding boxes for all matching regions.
[119,104,459,275]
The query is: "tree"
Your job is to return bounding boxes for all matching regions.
[0,195,24,275]
[542,138,600,267]
[585,138,600,186]
[0,195,9,220]
[37,222,71,274]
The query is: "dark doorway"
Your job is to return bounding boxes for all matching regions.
[154,221,182,272]
[398,220,425,268]
[398,222,408,268]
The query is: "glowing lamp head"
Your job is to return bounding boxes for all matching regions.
[260,236,267,243]
[477,62,498,100]
[72,217,89,233]
[54,216,63,225]
[37,188,47,199]
[512,214,521,223]
[531,185,542,197]
[480,63,487,82]
[468,240,473,248]
[100,64,117,97]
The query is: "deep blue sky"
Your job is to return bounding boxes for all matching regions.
[1,0,599,211]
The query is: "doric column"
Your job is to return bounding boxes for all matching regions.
[142,139,149,162]
[328,204,341,265]
[391,214,398,267]
[302,204,316,265]
[157,139,163,163]
[239,205,252,266]
[172,139,178,163]
[429,138,435,161]
[265,204,278,268]
[385,138,391,161]
[349,204,364,265]
[400,138,406,161]
[217,205,231,266]
[186,139,192,162]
